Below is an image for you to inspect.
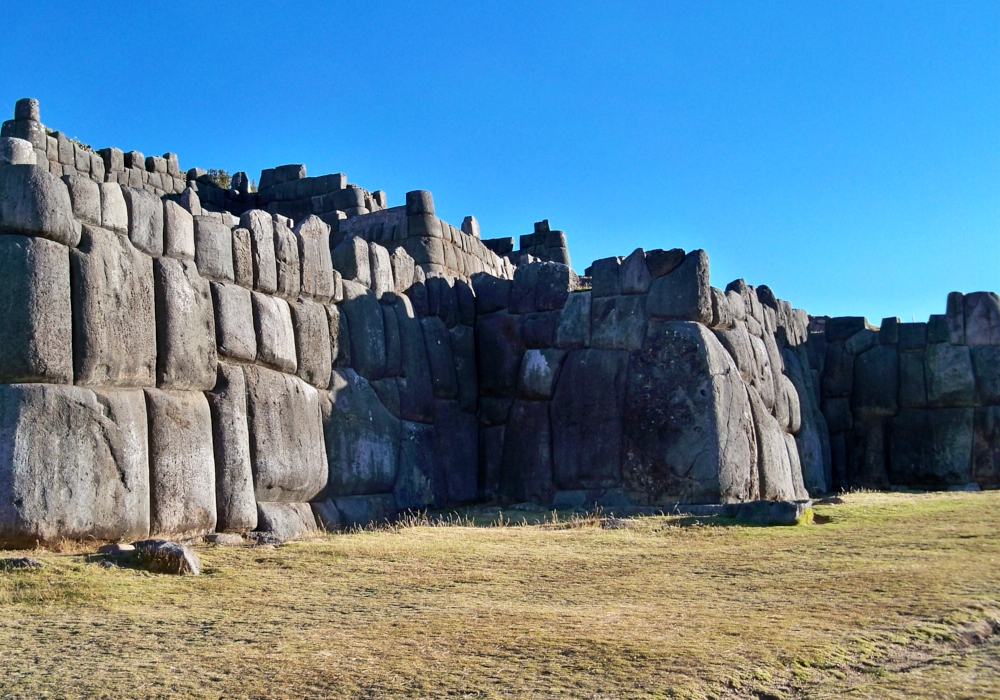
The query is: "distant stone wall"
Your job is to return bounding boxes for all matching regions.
[809,293,1000,491]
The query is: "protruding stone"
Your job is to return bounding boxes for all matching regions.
[647,250,712,324]
[239,210,278,294]
[294,215,335,302]
[0,137,36,166]
[925,343,976,407]
[211,282,256,362]
[163,200,195,261]
[272,218,300,300]
[331,236,371,288]
[963,292,1000,346]
[231,227,253,288]
[620,248,651,294]
[251,292,297,374]
[591,295,647,351]
[342,280,386,380]
[0,164,80,246]
[590,257,622,298]
[405,190,434,216]
[153,258,217,390]
[291,298,332,390]
[368,242,394,298]
[205,363,257,533]
[255,502,317,541]
[946,291,965,345]
[193,215,234,282]
[14,98,40,122]
[555,291,592,350]
[122,186,164,256]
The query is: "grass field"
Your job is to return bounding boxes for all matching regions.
[0,491,997,699]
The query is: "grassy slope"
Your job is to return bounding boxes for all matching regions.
[0,491,997,699]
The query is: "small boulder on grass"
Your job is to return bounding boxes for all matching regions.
[131,539,201,575]
[0,557,43,571]
[723,500,814,526]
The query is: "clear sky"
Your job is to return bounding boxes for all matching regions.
[1,2,996,323]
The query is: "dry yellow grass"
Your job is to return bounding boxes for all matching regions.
[0,491,998,699]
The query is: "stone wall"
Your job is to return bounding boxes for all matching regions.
[809,293,1000,491]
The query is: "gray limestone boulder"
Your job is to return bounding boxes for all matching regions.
[852,344,899,419]
[323,369,400,496]
[295,215,335,302]
[422,316,459,399]
[210,282,256,362]
[255,502,317,541]
[239,210,278,294]
[342,279,386,380]
[925,343,976,407]
[476,311,525,398]
[551,349,629,491]
[393,421,446,510]
[899,352,929,408]
[645,248,685,279]
[500,399,553,504]
[163,200,195,261]
[62,174,101,226]
[510,262,541,313]
[844,328,878,356]
[822,396,853,433]
[973,406,1000,489]
[623,321,757,504]
[889,408,974,487]
[590,257,622,298]
[726,499,813,526]
[231,226,254,288]
[145,389,216,538]
[647,250,712,324]
[822,343,854,398]
[781,346,828,495]
[591,295,647,351]
[251,292,297,374]
[391,246,415,295]
[535,263,577,311]
[122,186,163,256]
[132,539,200,576]
[317,493,397,529]
[0,137,35,166]
[0,385,149,547]
[845,418,889,490]
[620,248,652,294]
[393,296,435,423]
[898,322,927,353]
[714,322,757,385]
[749,333,776,410]
[371,377,400,417]
[193,215,234,282]
[70,225,156,387]
[382,301,402,377]
[153,257,217,390]
[205,363,257,533]
[747,386,796,501]
[331,236,371,288]
[946,292,965,345]
[273,218,300,300]
[470,273,511,314]
[0,236,72,384]
[328,303,350,368]
[98,183,128,234]
[963,292,1000,346]
[555,291,591,349]
[368,242,394,298]
[455,279,476,326]
[971,346,1000,405]
[435,399,479,503]
[710,287,733,329]
[0,164,80,246]
[518,348,566,400]
[450,324,478,412]
[825,317,868,343]
[290,298,332,390]
[783,433,809,500]
[244,365,328,502]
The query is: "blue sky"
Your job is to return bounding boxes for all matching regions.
[1,2,996,323]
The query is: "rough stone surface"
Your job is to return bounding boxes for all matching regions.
[256,502,317,541]
[70,225,156,387]
[925,343,976,407]
[476,312,525,398]
[450,324,478,412]
[323,369,400,496]
[211,282,256,362]
[193,215,234,282]
[591,294,647,351]
[645,248,685,279]
[0,385,149,546]
[500,399,553,504]
[394,420,446,509]
[239,210,278,294]
[394,296,435,424]
[435,399,479,503]
[471,273,511,314]
[964,292,1000,346]
[251,292,297,374]
[899,352,929,408]
[535,263,577,311]
[145,389,216,538]
[551,349,628,490]
[555,291,591,350]
[98,182,127,234]
[422,316,459,399]
[295,215,335,302]
[368,242,394,298]
[133,539,201,575]
[590,257,622,298]
[971,346,1000,405]
[647,250,712,324]
[122,186,163,256]
[205,363,257,533]
[62,174,101,226]
[231,227,254,289]
[852,345,899,419]
[518,348,566,400]
[153,257,217,390]
[331,236,371,288]
[342,280,386,380]
[0,164,80,246]
[973,406,1000,488]
[244,365,327,502]
[291,298,332,390]
[747,385,796,501]
[889,408,974,487]
[0,235,73,384]
[163,200,195,261]
[273,219,300,300]
[623,321,757,505]
[620,248,652,295]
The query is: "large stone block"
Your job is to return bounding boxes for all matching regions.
[898,322,927,353]
[623,321,757,505]
[620,248,651,295]
[0,164,80,246]
[273,218,300,300]
[435,399,479,503]
[62,174,101,226]
[153,257,217,390]
[782,346,828,495]
[331,236,371,288]
[122,186,163,256]
[145,389,216,538]
[383,300,402,377]
[518,348,566,401]
[342,280,386,380]
[315,493,397,529]
[535,262,577,311]
[747,385,795,501]
[783,432,810,500]
[852,344,899,419]
[98,183,128,235]
[899,351,929,408]
[291,298,332,390]
[478,425,505,502]
[971,346,1000,405]
[251,292,297,374]
[231,227,254,288]
[163,199,194,261]
[925,343,976,407]
[476,311,525,398]
[422,316,459,399]
[393,296,435,424]
[555,291,591,349]
[500,399,553,504]
[450,324,478,412]
[0,236,72,384]
[509,262,541,313]
[368,242,394,298]
[210,282,256,362]
[244,365,327,502]
[0,385,148,546]
[391,246,415,296]
[591,294,647,351]
[471,273,511,314]
[394,420,446,509]
[295,215,335,302]
[323,369,399,496]
[0,136,35,166]
[205,364,257,533]
[714,322,757,385]
[647,250,712,324]
[822,342,853,398]
[972,406,1000,488]
[889,408,974,487]
[749,333,776,410]
[551,349,628,490]
[845,418,889,490]
[255,502,317,541]
[946,291,965,345]
[193,215,234,282]
[590,257,622,298]
[70,225,156,387]
[239,210,277,294]
[963,292,1000,346]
